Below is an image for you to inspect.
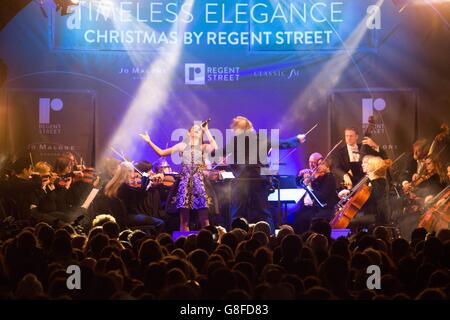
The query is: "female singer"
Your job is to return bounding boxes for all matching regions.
[140,123,218,231]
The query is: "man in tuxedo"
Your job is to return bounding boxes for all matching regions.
[224,116,306,232]
[294,154,339,234]
[332,127,386,189]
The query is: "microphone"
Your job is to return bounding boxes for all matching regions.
[201,118,211,127]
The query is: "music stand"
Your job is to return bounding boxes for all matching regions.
[269,175,304,226]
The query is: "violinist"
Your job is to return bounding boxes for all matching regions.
[395,158,446,239]
[63,151,79,172]
[401,138,429,183]
[33,161,58,213]
[52,155,98,212]
[428,123,449,165]
[104,161,165,231]
[402,156,445,208]
[0,157,42,219]
[52,156,75,212]
[293,153,338,234]
[338,155,390,229]
[134,159,167,221]
[29,161,82,225]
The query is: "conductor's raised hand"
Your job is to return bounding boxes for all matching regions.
[297,133,306,144]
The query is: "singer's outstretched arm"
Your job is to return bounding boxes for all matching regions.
[139,132,182,156]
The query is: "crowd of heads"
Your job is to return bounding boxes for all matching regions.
[0,214,449,300]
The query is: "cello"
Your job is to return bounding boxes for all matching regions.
[417,185,450,232]
[330,158,393,229]
[330,176,371,229]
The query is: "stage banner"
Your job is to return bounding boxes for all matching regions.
[6,89,95,164]
[50,0,382,52]
[329,88,417,162]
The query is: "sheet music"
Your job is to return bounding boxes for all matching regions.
[220,171,235,179]
[267,188,306,203]
[81,188,99,209]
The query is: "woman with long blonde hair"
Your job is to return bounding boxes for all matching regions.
[359,155,390,227]
[104,162,134,198]
[105,161,164,230]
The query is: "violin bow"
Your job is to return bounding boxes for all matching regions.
[29,152,35,170]
[306,140,343,178]
[110,146,144,175]
[323,140,343,162]
[391,152,406,165]
[212,153,231,170]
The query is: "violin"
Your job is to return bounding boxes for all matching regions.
[298,160,329,186]
[129,171,173,190]
[72,165,99,186]
[160,174,175,187]
[412,173,433,188]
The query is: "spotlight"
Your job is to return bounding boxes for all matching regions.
[392,0,410,12]
[53,0,79,16]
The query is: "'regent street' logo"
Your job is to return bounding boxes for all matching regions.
[39,97,63,135]
[185,63,240,85]
[185,63,205,85]
[362,98,386,124]
[39,98,63,124]
[361,97,387,137]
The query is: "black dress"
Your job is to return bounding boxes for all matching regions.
[349,177,390,229]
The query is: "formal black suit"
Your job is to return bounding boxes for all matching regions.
[220,131,301,230]
[332,143,387,186]
[0,175,42,219]
[293,172,339,234]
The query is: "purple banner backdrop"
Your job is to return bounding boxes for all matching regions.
[6,89,95,164]
[329,88,417,162]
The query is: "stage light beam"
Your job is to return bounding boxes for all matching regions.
[101,0,196,161]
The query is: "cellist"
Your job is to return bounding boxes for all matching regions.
[337,155,390,229]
